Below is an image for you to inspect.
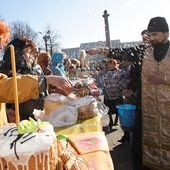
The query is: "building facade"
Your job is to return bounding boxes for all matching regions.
[61,39,142,67]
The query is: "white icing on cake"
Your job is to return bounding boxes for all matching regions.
[0,122,56,169]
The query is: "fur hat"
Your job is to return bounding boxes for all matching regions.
[147,17,169,32]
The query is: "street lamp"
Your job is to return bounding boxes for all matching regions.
[38,30,51,52]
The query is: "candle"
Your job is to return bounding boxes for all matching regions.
[10,45,20,125]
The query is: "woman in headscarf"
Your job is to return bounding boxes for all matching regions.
[0,37,46,121]
[50,52,66,77]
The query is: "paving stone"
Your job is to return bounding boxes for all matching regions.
[102,114,134,170]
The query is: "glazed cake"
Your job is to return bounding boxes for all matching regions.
[0,118,58,170]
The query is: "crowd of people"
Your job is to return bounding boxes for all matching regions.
[0,16,170,170]
[87,16,170,170]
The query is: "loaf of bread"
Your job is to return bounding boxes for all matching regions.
[57,135,90,170]
[70,96,98,118]
[73,82,90,97]
[44,93,70,114]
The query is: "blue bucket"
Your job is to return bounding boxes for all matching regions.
[116,104,136,127]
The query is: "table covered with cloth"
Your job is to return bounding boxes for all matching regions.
[55,116,114,170]
[54,116,102,134]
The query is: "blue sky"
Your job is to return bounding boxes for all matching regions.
[0,0,169,48]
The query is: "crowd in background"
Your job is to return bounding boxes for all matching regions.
[0,32,135,130]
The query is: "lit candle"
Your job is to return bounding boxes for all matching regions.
[10,45,20,125]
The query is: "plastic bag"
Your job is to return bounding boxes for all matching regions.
[70,95,109,118]
[96,101,109,117]
[44,93,70,115]
[33,106,78,127]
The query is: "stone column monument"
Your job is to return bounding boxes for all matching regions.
[102,10,111,47]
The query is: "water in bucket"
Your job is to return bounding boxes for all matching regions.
[116,104,136,128]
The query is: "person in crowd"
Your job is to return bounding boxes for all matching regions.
[27,43,39,64]
[140,17,170,170]
[0,37,45,121]
[98,59,130,131]
[78,67,88,78]
[78,50,90,78]
[0,36,73,122]
[123,30,149,169]
[117,60,136,144]
[79,50,87,68]
[0,20,10,49]
[68,63,80,78]
[28,43,44,76]
[37,52,53,75]
[39,53,68,95]
[0,19,73,126]
[92,59,108,93]
[63,57,72,76]
[96,59,108,76]
[70,58,82,78]
[14,36,44,76]
[0,19,11,125]
[50,52,66,77]
[71,58,81,69]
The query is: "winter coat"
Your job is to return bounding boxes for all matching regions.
[0,74,40,127]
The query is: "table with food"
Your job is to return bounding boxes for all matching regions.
[34,76,113,170]
[0,75,114,170]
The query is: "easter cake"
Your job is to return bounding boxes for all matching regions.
[0,118,58,170]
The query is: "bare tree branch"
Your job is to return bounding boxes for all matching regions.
[10,20,38,42]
